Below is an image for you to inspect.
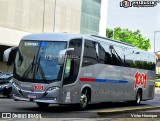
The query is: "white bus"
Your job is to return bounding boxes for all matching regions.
[4,33,156,109]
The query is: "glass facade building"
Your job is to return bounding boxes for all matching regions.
[80,0,101,35]
[0,0,107,71]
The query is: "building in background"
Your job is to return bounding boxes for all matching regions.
[0,0,108,71]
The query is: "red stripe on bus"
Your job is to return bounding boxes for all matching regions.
[80,78,96,82]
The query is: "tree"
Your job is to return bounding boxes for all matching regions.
[106,27,151,51]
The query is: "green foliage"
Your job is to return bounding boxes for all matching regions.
[106,27,151,51]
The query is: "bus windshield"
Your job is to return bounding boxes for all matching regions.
[14,40,67,83]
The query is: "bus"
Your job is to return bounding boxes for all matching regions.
[3,33,156,109]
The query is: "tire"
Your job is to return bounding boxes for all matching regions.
[37,102,49,108]
[127,90,141,105]
[79,89,90,110]
[135,90,141,105]
[6,88,12,98]
[2,87,8,97]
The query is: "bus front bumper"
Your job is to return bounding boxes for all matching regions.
[12,94,58,104]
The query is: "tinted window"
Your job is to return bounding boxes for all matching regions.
[100,43,112,64]
[148,54,156,71]
[141,53,148,70]
[98,43,106,64]
[82,40,98,67]
[124,49,134,68]
[110,45,124,66]
[100,43,124,66]
[134,52,143,69]
[85,40,156,71]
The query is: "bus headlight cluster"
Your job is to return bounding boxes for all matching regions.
[46,86,60,93]
[13,83,21,90]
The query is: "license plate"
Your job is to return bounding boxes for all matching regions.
[28,94,37,99]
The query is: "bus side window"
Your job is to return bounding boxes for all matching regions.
[148,54,156,71]
[109,45,123,66]
[98,43,106,64]
[82,40,98,67]
[124,49,134,68]
[100,43,111,65]
[152,55,156,71]
[142,53,148,70]
[134,52,142,69]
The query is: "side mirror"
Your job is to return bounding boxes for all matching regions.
[3,47,18,66]
[58,48,74,65]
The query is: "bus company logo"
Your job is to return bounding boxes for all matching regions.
[34,85,44,91]
[134,72,147,90]
[45,54,55,61]
[120,0,131,8]
[120,0,159,8]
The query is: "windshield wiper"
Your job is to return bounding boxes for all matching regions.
[35,56,46,80]
[21,56,35,79]
[21,55,46,80]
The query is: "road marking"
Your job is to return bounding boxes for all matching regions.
[99,106,160,113]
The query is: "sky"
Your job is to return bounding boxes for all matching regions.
[107,0,160,52]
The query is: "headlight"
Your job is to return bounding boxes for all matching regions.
[13,83,21,90]
[46,86,60,93]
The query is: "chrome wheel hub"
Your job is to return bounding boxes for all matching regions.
[137,94,141,104]
[80,94,87,108]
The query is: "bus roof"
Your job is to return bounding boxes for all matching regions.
[22,33,82,41]
[21,33,154,55]
[22,33,135,47]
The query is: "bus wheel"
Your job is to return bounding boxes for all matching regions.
[127,90,141,105]
[6,88,12,98]
[37,102,49,108]
[135,90,141,105]
[79,89,89,110]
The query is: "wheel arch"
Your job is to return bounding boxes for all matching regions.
[81,84,92,102]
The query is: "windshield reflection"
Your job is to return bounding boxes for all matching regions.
[14,41,67,82]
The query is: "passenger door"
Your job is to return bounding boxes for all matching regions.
[81,40,99,102]
[62,39,82,104]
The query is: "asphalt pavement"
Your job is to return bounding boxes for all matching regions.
[0,88,160,120]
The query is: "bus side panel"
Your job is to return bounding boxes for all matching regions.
[78,64,155,103]
[79,65,101,103]
[79,64,130,103]
[141,70,155,100]
[62,82,81,104]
